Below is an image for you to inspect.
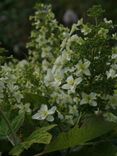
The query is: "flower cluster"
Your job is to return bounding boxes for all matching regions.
[0,63,31,114]
[39,10,117,125]
[0,4,117,128]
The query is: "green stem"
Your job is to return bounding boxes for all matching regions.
[0,108,17,146]
[95,17,98,26]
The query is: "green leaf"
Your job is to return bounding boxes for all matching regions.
[44,117,116,154]
[0,118,9,139]
[69,142,117,156]
[10,125,56,156]
[11,113,25,133]
[0,114,24,140]
[24,92,48,106]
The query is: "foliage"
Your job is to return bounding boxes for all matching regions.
[10,125,56,156]
[44,117,115,154]
[0,3,117,156]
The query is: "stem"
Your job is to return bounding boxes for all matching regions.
[95,17,98,26]
[7,135,15,146]
[0,108,17,146]
[74,112,83,127]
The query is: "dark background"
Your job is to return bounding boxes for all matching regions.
[0,0,117,59]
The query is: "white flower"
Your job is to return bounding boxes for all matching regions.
[69,105,78,116]
[104,18,112,24]
[57,110,64,120]
[67,35,84,49]
[59,91,73,104]
[112,33,117,40]
[77,18,83,26]
[80,92,97,106]
[70,24,78,35]
[54,56,63,66]
[13,91,24,103]
[62,75,82,92]
[0,81,5,89]
[53,69,64,87]
[112,54,117,60]
[81,24,91,35]
[98,28,109,39]
[17,60,28,68]
[17,103,31,114]
[62,50,71,61]
[78,37,84,45]
[32,104,56,122]
[42,59,50,71]
[75,59,91,76]
[106,69,117,79]
[44,69,54,86]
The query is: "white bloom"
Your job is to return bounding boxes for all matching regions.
[67,35,84,49]
[112,54,117,60]
[98,28,109,39]
[32,104,56,122]
[112,33,117,40]
[81,25,91,35]
[17,60,28,68]
[44,69,54,86]
[62,51,71,61]
[54,56,63,66]
[106,69,117,79]
[17,103,31,114]
[80,92,97,106]
[75,59,91,76]
[60,92,73,104]
[69,105,78,116]
[62,75,82,92]
[77,18,83,26]
[13,91,24,103]
[70,24,78,35]
[73,96,80,104]
[76,37,84,45]
[42,59,50,71]
[104,18,112,24]
[51,91,73,104]
[57,110,64,120]
[0,81,5,89]
[53,69,64,87]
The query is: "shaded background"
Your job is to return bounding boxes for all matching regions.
[0,0,117,59]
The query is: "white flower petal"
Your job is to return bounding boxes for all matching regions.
[46,115,54,122]
[48,106,56,115]
[32,112,42,120]
[75,77,82,85]
[40,104,48,112]
[80,98,87,105]
[84,69,91,76]
[90,101,97,107]
[62,84,70,90]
